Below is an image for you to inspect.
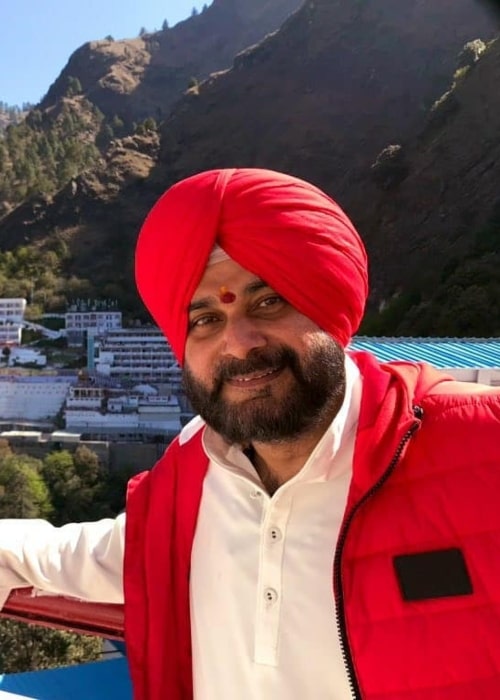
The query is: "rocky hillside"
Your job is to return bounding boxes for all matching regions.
[355,34,500,336]
[0,0,499,336]
[158,0,496,200]
[41,0,304,125]
[0,0,303,214]
[0,104,29,132]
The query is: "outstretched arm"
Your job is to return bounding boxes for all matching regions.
[0,514,125,607]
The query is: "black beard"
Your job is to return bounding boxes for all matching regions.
[182,337,346,445]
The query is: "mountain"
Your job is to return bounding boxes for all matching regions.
[41,0,305,126]
[0,0,499,336]
[0,0,303,214]
[0,104,30,133]
[354,34,500,336]
[157,0,497,200]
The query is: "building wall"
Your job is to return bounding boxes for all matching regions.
[65,311,122,347]
[0,323,22,345]
[0,298,26,323]
[0,377,75,421]
[5,435,167,473]
[65,311,122,331]
[109,442,167,472]
[447,367,500,386]
[93,328,181,385]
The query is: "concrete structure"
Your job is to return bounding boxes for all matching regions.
[0,322,22,346]
[92,327,181,389]
[64,384,181,440]
[0,298,26,347]
[0,375,77,421]
[350,337,500,386]
[7,347,46,367]
[65,300,122,347]
[0,298,26,324]
[1,430,166,473]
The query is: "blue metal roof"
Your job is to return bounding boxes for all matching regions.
[0,658,131,700]
[349,337,500,369]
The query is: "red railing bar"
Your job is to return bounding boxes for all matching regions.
[0,588,124,640]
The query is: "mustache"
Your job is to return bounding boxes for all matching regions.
[213,346,299,391]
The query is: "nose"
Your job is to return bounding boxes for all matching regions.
[221,316,267,359]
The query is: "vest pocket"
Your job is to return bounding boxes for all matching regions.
[393,547,473,601]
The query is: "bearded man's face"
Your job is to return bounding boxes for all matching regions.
[183,259,346,444]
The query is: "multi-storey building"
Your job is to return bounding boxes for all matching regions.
[0,298,26,347]
[65,300,122,347]
[90,327,181,389]
[0,298,26,324]
[0,322,22,346]
[64,383,182,440]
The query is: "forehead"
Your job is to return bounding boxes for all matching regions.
[191,258,263,300]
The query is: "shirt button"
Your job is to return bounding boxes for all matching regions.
[269,527,282,542]
[264,588,278,604]
[250,490,262,499]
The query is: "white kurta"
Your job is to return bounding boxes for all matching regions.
[0,357,361,700]
[189,356,361,700]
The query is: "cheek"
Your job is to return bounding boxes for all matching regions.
[184,342,200,374]
[184,352,216,387]
[299,329,336,357]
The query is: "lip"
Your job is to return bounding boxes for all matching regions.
[226,366,284,389]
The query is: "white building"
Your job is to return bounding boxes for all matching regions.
[65,301,122,347]
[0,322,22,346]
[0,376,76,421]
[0,298,26,324]
[91,328,181,388]
[8,347,47,367]
[64,384,181,438]
[0,298,26,347]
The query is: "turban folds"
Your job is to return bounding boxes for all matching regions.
[135,168,368,364]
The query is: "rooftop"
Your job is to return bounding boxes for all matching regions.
[349,337,500,369]
[0,658,131,700]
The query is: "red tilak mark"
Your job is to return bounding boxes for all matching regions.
[219,287,236,304]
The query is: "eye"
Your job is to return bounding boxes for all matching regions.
[257,294,285,310]
[188,313,221,332]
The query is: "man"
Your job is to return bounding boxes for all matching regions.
[1,168,500,700]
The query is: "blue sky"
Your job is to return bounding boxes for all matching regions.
[0,0,206,107]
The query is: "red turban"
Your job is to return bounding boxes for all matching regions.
[135,168,368,364]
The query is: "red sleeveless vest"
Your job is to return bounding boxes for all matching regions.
[124,353,500,699]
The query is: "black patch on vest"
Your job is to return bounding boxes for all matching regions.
[393,548,473,602]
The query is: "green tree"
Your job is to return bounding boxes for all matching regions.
[0,453,52,519]
[0,620,102,673]
[66,76,83,97]
[40,451,79,524]
[41,448,111,525]
[0,442,105,672]
[111,114,124,131]
[142,117,157,132]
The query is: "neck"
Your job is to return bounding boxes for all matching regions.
[248,415,333,496]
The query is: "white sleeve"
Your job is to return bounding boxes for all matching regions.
[0,513,125,607]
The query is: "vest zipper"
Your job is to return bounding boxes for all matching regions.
[333,405,424,699]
